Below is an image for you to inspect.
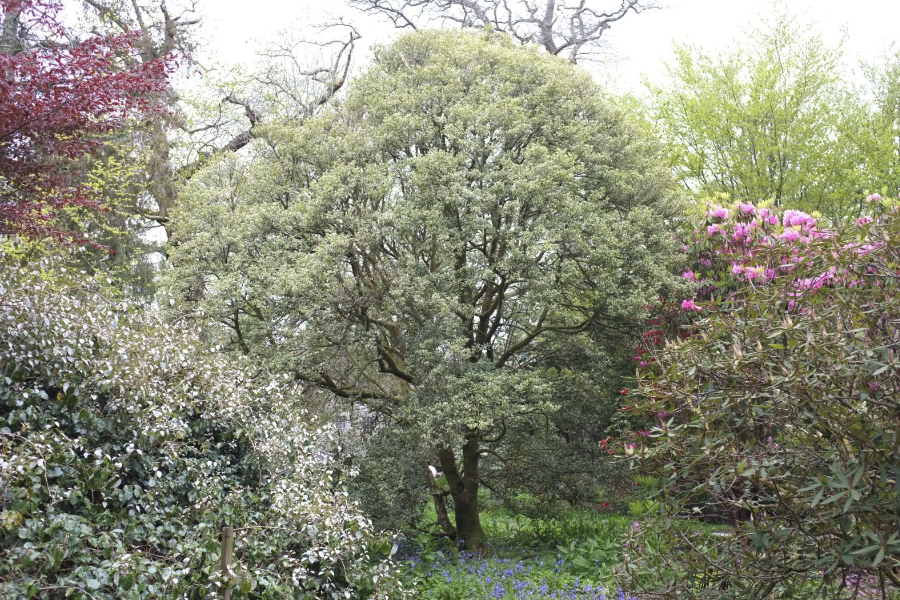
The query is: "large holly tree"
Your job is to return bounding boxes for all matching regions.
[165,29,685,550]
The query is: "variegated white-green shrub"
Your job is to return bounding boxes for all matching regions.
[0,258,407,599]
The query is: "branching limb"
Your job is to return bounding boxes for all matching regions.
[349,0,656,62]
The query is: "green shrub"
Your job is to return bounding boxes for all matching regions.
[620,204,900,598]
[0,260,406,599]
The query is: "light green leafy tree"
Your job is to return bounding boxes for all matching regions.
[165,30,684,549]
[846,50,900,202]
[648,14,861,218]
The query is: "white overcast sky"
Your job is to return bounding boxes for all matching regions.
[194,0,900,93]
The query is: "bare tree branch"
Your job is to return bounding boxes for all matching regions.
[349,0,656,62]
[80,2,360,234]
[175,24,359,182]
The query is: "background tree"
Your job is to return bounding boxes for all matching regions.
[2,2,359,298]
[647,14,861,218]
[78,0,360,233]
[165,29,684,549]
[845,50,900,202]
[0,0,170,244]
[349,0,654,62]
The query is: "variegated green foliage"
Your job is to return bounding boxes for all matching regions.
[165,29,685,547]
[0,260,406,599]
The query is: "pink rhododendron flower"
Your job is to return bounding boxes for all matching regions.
[733,223,750,241]
[709,206,729,220]
[681,299,702,312]
[732,264,743,275]
[783,209,815,229]
[856,216,874,226]
[738,202,755,214]
[744,266,765,281]
[707,224,723,236]
[857,243,885,256]
[781,229,800,242]
[682,269,696,280]
[866,193,882,203]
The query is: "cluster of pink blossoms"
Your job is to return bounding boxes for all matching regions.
[681,298,702,312]
[624,194,897,460]
[681,195,895,313]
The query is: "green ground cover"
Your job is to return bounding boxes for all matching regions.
[397,505,897,600]
[397,508,638,600]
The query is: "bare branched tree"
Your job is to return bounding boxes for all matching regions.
[175,23,360,184]
[348,0,655,62]
[79,2,358,231]
[253,22,361,121]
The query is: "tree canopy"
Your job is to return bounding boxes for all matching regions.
[647,15,861,218]
[0,0,171,244]
[166,29,685,549]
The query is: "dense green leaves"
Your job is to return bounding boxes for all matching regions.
[165,29,685,546]
[648,15,862,218]
[0,260,405,599]
[620,204,900,598]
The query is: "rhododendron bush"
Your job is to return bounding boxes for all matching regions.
[618,197,900,599]
[0,261,405,599]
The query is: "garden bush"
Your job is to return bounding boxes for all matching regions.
[619,197,900,598]
[0,258,406,599]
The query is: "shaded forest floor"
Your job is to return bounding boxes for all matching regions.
[397,508,641,599]
[396,506,897,600]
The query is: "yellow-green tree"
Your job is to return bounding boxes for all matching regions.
[648,15,861,218]
[846,50,900,203]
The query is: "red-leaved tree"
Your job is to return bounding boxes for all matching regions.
[0,0,171,244]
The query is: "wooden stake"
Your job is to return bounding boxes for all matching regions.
[219,526,234,600]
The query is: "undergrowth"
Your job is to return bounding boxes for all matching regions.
[398,508,637,599]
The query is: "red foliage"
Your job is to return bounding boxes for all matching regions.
[0,0,172,244]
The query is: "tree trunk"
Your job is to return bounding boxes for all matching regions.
[422,461,456,539]
[439,430,485,551]
[1,11,22,55]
